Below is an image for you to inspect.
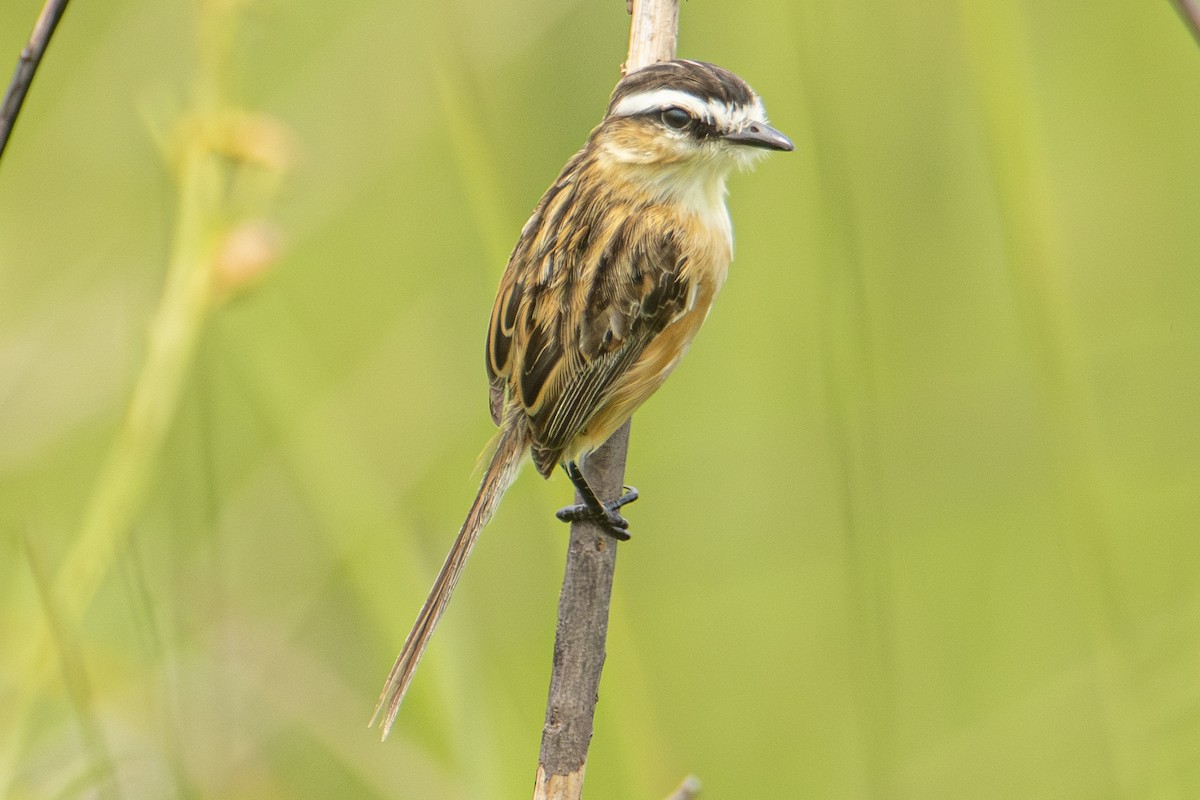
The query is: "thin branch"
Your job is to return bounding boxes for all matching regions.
[1172,0,1200,46]
[624,0,680,75]
[533,421,631,800]
[0,0,71,163]
[532,3,680,799]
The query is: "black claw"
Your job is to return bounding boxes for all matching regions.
[555,487,638,516]
[554,500,632,540]
[616,486,639,508]
[557,462,638,541]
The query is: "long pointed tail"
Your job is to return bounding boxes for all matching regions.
[371,424,528,739]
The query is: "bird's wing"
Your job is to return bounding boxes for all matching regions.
[486,181,691,475]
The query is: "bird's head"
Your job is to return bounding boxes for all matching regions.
[592,60,793,186]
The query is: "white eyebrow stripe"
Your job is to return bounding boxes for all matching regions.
[610,88,769,134]
[611,89,714,121]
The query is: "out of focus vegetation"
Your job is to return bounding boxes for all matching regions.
[2,1,1199,797]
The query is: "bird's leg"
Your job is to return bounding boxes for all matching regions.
[555,461,638,541]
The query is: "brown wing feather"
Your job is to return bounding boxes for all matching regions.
[533,253,689,449]
[486,278,523,424]
[484,151,693,476]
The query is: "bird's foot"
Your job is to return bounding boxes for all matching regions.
[555,486,638,541]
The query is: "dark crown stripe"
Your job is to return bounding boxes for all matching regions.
[606,60,756,116]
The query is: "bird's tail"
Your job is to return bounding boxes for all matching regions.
[371,424,528,739]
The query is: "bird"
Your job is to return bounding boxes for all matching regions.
[372,59,792,738]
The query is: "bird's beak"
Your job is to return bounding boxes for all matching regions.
[723,121,794,152]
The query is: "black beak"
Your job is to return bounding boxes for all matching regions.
[723,121,794,152]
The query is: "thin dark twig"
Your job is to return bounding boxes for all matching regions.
[534,421,630,799]
[0,0,72,163]
[1173,0,1200,46]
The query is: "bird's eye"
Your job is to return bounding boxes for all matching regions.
[660,107,692,131]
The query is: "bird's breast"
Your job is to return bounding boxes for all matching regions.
[680,202,733,301]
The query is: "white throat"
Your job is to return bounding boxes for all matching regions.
[651,164,733,249]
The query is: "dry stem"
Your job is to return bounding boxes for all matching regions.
[531,3,681,798]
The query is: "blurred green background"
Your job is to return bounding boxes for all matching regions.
[2,0,1199,797]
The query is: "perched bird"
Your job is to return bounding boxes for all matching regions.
[372,59,792,737]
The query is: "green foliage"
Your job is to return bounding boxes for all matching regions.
[2,1,1199,797]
